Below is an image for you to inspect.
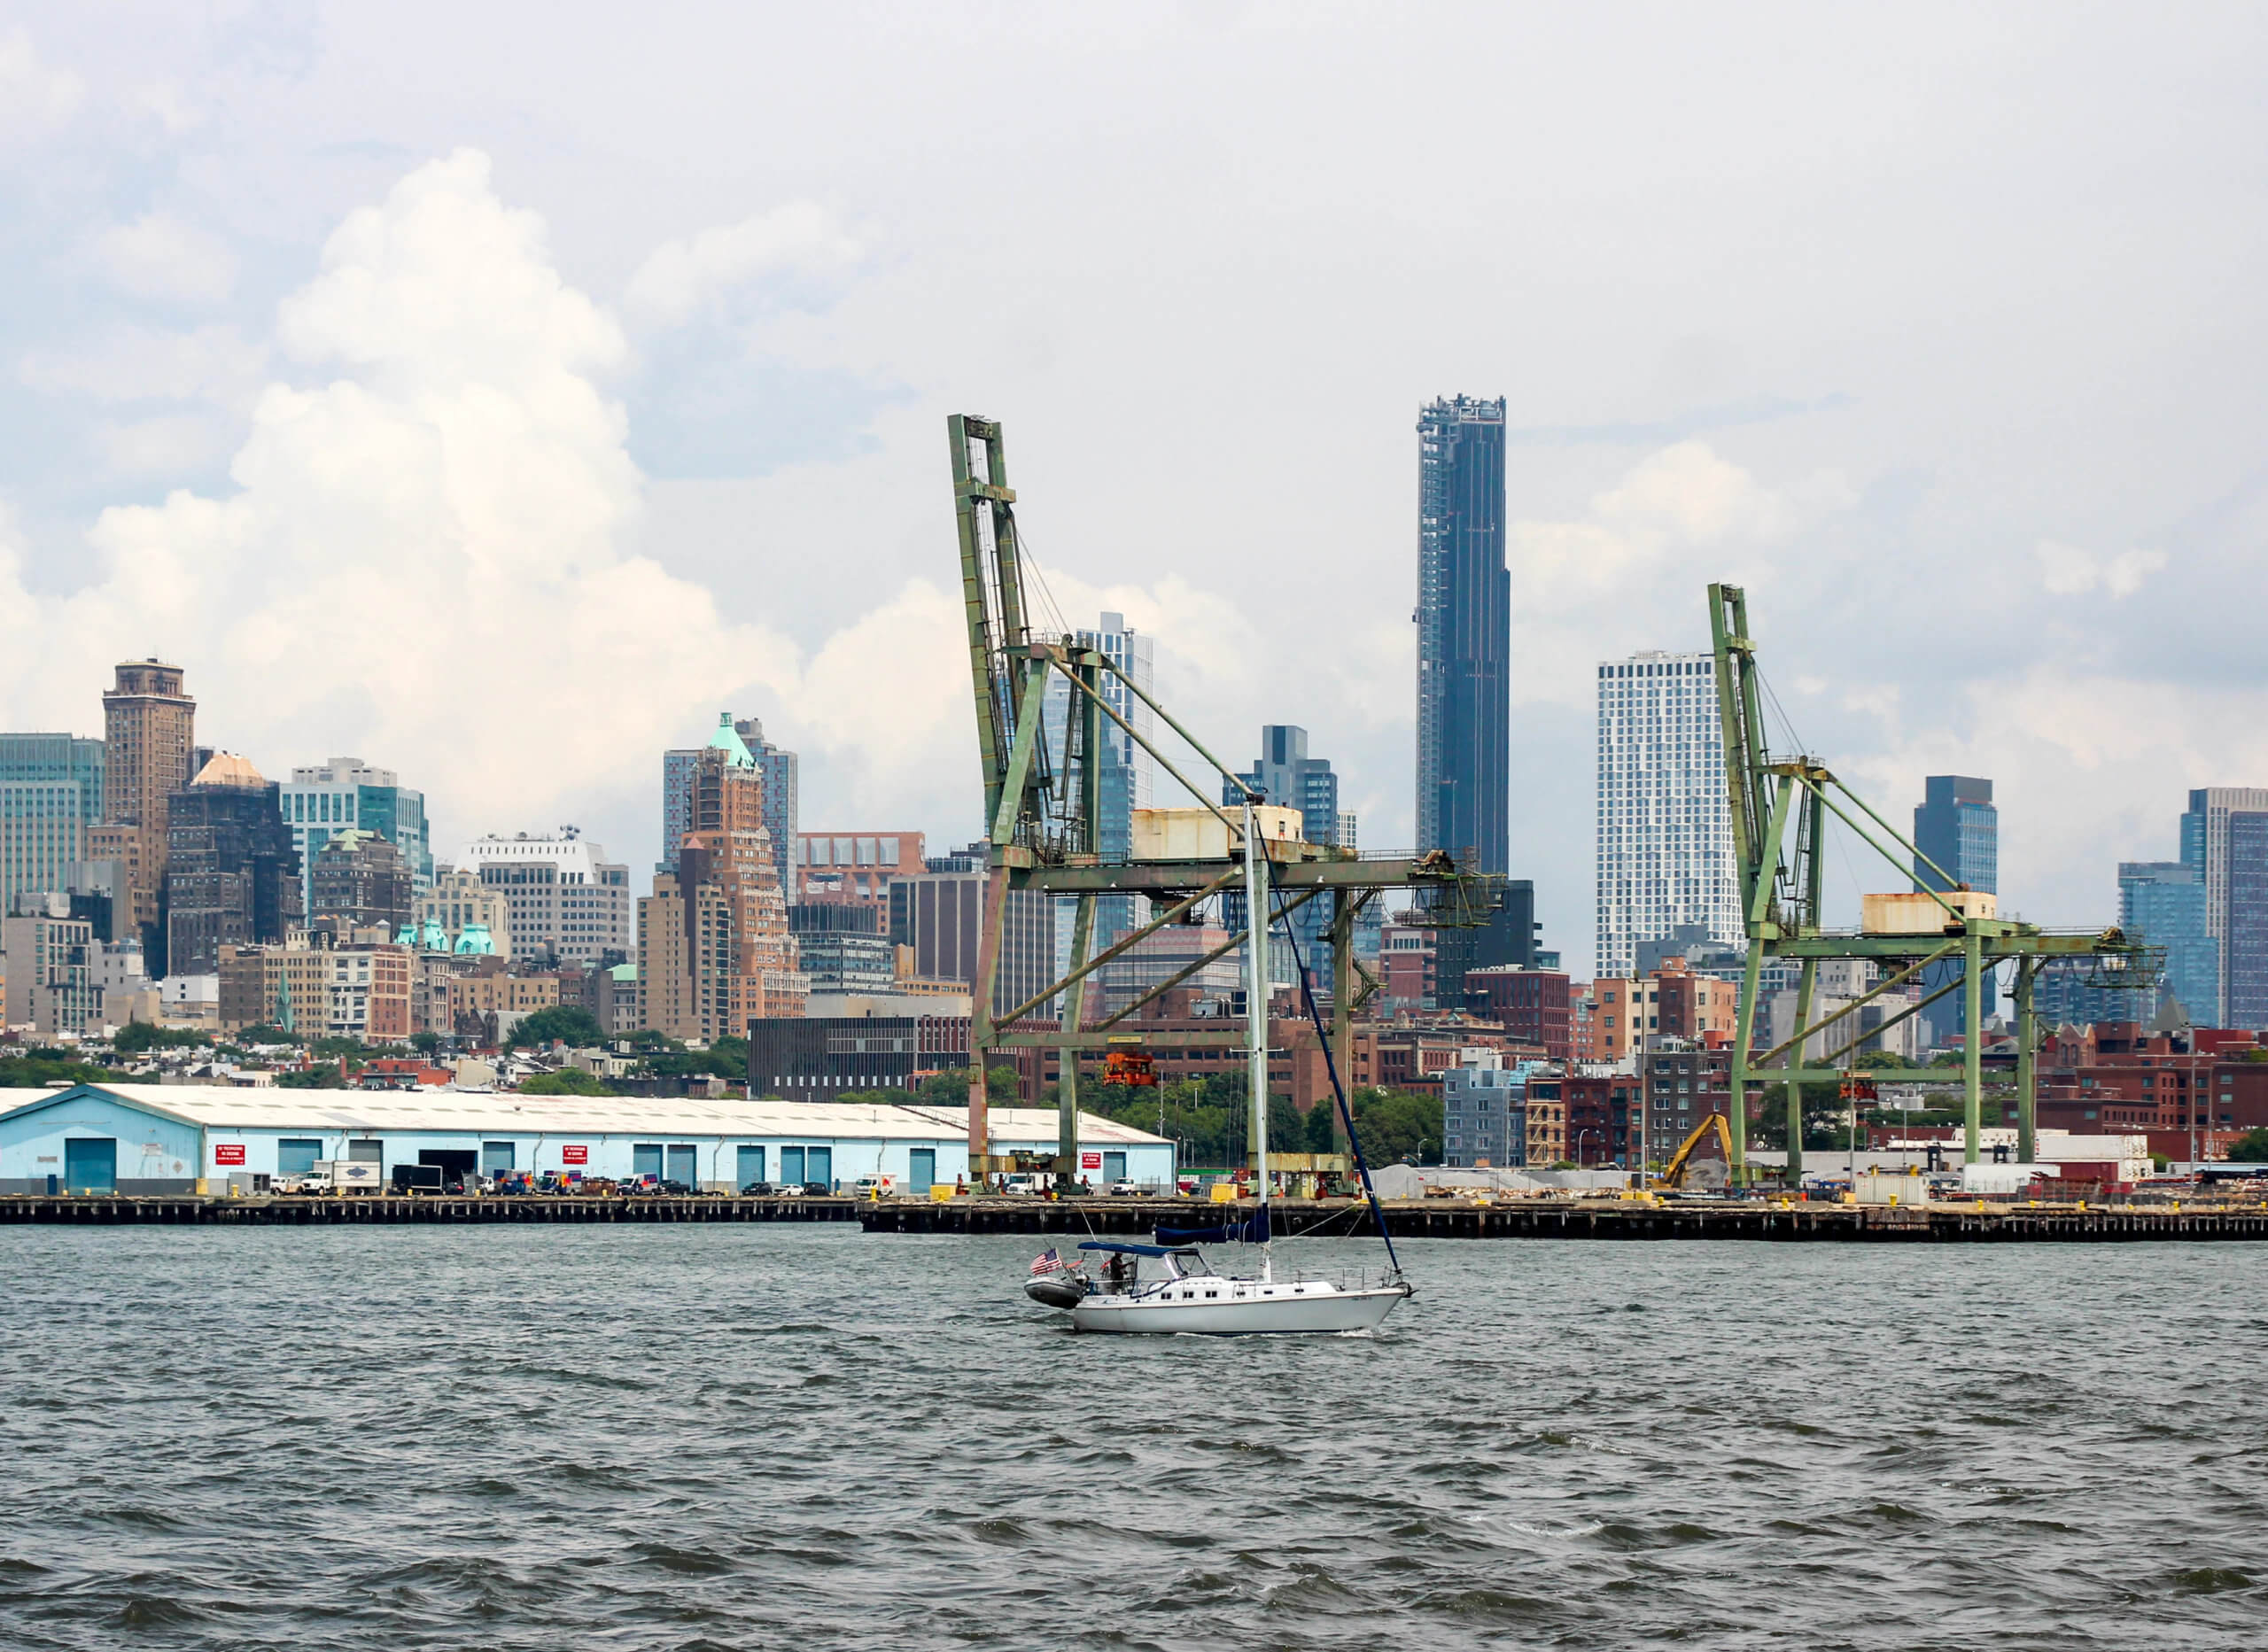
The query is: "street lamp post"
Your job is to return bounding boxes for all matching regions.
[1575,1128,1600,1167]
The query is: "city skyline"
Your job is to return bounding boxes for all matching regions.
[2,14,2264,979]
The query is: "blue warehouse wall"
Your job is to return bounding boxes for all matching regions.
[0,1090,201,1194]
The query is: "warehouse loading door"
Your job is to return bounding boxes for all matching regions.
[64,1138,115,1195]
[665,1144,697,1186]
[347,1140,383,1165]
[1103,1152,1126,1184]
[278,1139,322,1176]
[907,1148,935,1193]
[806,1146,833,1190]
[417,1149,477,1191]
[633,1144,664,1180]
[736,1145,765,1186]
[780,1146,805,1186]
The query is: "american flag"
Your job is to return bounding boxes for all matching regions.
[1029,1247,1069,1276]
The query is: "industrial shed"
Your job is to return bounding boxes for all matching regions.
[0,1083,1174,1195]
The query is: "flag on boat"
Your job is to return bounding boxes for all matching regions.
[1029,1247,1069,1276]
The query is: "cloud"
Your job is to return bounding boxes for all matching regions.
[623,201,862,330]
[20,324,269,409]
[0,28,82,142]
[96,414,238,478]
[2033,539,2166,599]
[0,151,803,846]
[91,213,238,306]
[1505,442,1854,710]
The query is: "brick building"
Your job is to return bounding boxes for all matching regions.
[1462,966,1573,1062]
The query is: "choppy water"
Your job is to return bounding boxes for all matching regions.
[3,1225,2265,1649]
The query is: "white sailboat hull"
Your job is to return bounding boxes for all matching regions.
[1068,1277,1410,1336]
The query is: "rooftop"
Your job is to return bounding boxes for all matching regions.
[5,1084,1169,1146]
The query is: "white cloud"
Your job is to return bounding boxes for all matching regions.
[623,201,862,330]
[2033,539,2166,599]
[20,324,269,408]
[92,213,238,306]
[0,152,805,840]
[0,150,1251,865]
[0,28,82,142]
[1506,442,1850,710]
[96,414,237,478]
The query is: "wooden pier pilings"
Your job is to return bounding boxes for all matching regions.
[0,1194,860,1225]
[858,1197,2268,1243]
[5,1193,2266,1240]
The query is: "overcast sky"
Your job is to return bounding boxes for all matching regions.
[4,3,2264,977]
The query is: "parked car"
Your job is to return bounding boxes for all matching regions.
[653,1179,695,1196]
[741,1180,781,1197]
[797,1181,832,1197]
[1107,1178,1141,1198]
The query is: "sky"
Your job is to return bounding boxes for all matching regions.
[3,2,2266,978]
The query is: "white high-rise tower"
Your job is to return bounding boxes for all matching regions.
[1596,650,1739,979]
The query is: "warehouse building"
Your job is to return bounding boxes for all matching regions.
[0,1083,1174,1196]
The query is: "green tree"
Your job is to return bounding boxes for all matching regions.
[1305,1101,1340,1154]
[238,1025,299,1046]
[409,1031,444,1056]
[277,1066,347,1090]
[0,1052,123,1088]
[2225,1127,2268,1161]
[112,1021,210,1054]
[1348,1087,1441,1166]
[509,1004,608,1048]
[517,1067,618,1096]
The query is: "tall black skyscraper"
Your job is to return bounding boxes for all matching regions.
[1416,396,1523,999]
[1416,395,1509,873]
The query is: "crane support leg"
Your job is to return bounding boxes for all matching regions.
[1057,893,1094,1190]
[2015,958,2038,1165]
[967,865,1010,1173]
[1963,931,1984,1165]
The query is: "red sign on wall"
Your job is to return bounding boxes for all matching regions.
[1081,1152,1102,1170]
[214,1144,246,1166]
[561,1144,588,1165]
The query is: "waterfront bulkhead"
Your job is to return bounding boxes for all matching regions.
[0,1084,1174,1195]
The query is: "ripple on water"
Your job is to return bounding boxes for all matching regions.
[2,1227,2265,1651]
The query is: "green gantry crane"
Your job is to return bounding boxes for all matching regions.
[1709,582,2153,1179]
[949,415,1497,1184]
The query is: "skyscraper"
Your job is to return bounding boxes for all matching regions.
[639,723,805,1041]
[662,713,797,902]
[162,754,303,977]
[1417,396,1511,1003]
[1416,396,1508,873]
[1912,775,1998,1041]
[2119,860,2210,1023]
[1042,611,1155,984]
[0,733,104,911]
[2179,787,2268,1026]
[1224,725,1341,987]
[89,660,196,960]
[279,757,431,915]
[1914,776,1997,894]
[1594,652,1737,981]
[460,829,633,964]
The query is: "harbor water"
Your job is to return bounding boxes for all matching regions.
[3,1224,2264,1648]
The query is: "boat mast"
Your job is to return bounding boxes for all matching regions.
[1244,795,1270,1272]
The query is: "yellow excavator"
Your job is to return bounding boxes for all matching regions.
[1651,1113,1736,1192]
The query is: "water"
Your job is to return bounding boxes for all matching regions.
[2,1225,2264,1649]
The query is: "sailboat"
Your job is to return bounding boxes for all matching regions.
[1024,799,1414,1335]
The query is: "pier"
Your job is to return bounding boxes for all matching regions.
[858,1195,2268,1242]
[6,1193,2268,1239]
[0,1193,861,1225]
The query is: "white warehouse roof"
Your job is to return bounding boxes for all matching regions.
[27,1084,1169,1146]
